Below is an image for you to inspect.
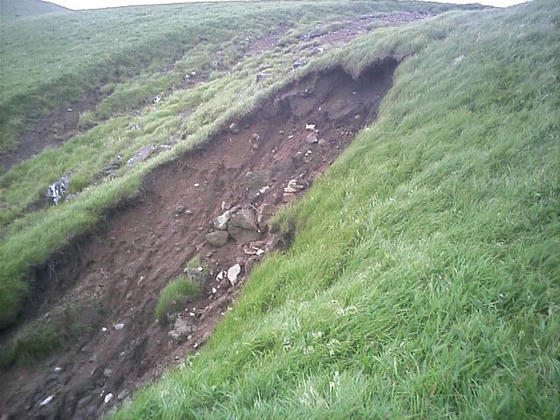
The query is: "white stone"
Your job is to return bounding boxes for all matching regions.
[227,264,242,286]
[114,323,124,330]
[104,393,113,404]
[39,395,54,407]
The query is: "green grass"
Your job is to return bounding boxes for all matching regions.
[155,276,201,325]
[0,0,467,329]
[0,322,65,369]
[0,0,459,153]
[113,0,560,417]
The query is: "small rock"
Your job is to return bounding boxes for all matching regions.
[46,175,70,205]
[284,179,304,193]
[310,46,324,55]
[39,395,54,407]
[114,323,124,330]
[153,95,161,104]
[229,122,240,134]
[117,389,129,400]
[54,366,62,373]
[227,264,242,286]
[305,123,316,131]
[305,133,318,144]
[103,368,112,378]
[104,393,113,404]
[293,58,307,69]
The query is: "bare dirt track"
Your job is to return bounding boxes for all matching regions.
[0,58,398,419]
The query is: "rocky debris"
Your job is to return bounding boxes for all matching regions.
[229,122,240,134]
[308,28,328,39]
[113,323,124,330]
[227,264,242,286]
[46,175,70,205]
[54,367,62,373]
[39,395,54,407]
[168,316,194,343]
[305,133,318,144]
[205,230,229,247]
[305,123,316,131]
[100,155,122,179]
[228,208,260,242]
[293,58,307,69]
[126,144,171,167]
[213,206,240,230]
[103,368,112,378]
[257,203,275,228]
[174,206,192,217]
[284,179,305,193]
[244,169,269,198]
[104,393,113,404]
[153,95,161,104]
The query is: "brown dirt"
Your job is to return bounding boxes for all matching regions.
[0,58,398,419]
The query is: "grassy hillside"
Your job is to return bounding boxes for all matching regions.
[113,0,560,417]
[0,0,68,19]
[0,0,456,153]
[0,1,465,328]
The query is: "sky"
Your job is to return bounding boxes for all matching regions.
[45,0,529,11]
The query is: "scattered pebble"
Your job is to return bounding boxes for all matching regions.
[39,395,54,407]
[114,323,124,331]
[104,393,113,404]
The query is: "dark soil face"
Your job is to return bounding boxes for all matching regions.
[0,58,398,420]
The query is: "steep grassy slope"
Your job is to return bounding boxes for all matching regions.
[114,0,559,417]
[0,1,466,329]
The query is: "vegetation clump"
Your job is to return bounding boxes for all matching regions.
[155,276,200,325]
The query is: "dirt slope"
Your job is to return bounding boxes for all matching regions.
[0,58,397,419]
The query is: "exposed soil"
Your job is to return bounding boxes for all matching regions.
[0,58,398,419]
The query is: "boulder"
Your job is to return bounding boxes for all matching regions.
[244,169,269,198]
[213,206,240,230]
[206,230,229,247]
[228,208,260,243]
[168,317,193,343]
[257,203,275,228]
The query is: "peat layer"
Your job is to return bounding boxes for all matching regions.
[0,58,398,419]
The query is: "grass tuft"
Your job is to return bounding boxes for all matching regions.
[155,276,200,325]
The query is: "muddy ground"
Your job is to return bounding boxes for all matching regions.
[0,57,398,419]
